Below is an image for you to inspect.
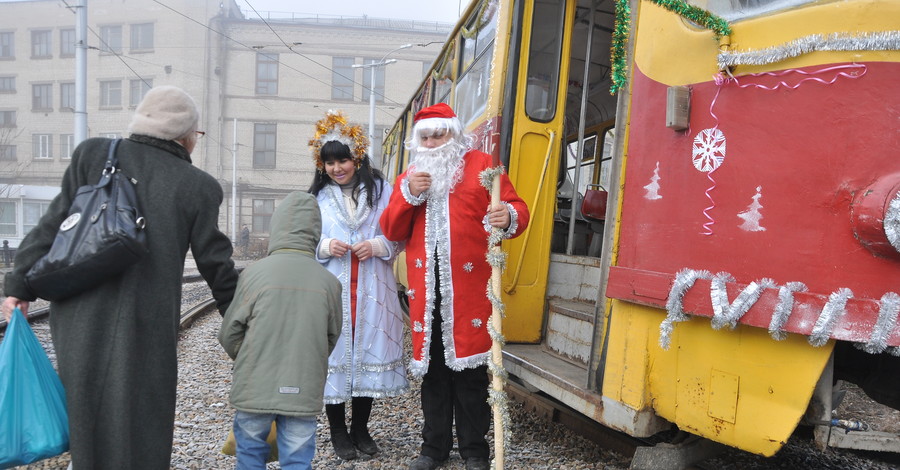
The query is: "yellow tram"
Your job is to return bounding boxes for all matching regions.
[382,0,900,460]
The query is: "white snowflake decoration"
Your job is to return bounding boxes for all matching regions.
[415,258,423,269]
[406,288,416,300]
[463,262,474,273]
[692,128,726,173]
[472,318,483,328]
[413,321,424,333]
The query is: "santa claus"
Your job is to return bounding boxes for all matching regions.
[380,103,529,470]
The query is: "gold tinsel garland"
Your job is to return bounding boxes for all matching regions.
[308,110,369,170]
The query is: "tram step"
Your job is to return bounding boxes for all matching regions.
[545,299,595,367]
[547,253,602,303]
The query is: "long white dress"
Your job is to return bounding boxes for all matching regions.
[315,180,409,403]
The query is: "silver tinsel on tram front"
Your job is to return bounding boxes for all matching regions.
[768,282,808,341]
[660,268,712,349]
[859,292,900,354]
[717,31,900,69]
[809,288,854,347]
[886,190,900,252]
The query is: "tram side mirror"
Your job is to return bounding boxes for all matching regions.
[666,86,691,131]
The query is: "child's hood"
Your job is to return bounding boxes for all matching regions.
[266,191,321,255]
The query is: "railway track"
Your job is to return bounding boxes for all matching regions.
[3,274,899,469]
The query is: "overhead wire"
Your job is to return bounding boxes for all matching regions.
[242,0,409,114]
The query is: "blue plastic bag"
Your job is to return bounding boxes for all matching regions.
[0,307,69,467]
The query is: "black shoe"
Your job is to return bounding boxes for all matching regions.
[330,429,357,460]
[408,454,441,470]
[350,429,380,455]
[465,456,490,470]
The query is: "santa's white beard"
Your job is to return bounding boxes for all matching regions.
[409,142,466,198]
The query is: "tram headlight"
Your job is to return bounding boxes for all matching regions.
[851,174,900,259]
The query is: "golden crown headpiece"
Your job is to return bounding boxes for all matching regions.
[308,110,369,171]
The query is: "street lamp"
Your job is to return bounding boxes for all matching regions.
[353,43,413,167]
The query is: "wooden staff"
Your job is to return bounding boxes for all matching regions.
[489,174,505,469]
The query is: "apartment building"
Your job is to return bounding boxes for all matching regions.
[0,0,450,248]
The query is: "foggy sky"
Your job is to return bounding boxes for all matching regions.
[238,0,466,24]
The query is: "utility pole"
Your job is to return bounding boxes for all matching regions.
[74,0,88,145]
[352,44,412,167]
[231,118,237,243]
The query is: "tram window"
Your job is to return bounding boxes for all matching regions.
[565,134,598,197]
[455,48,493,128]
[525,0,566,122]
[688,0,817,21]
[382,131,397,176]
[432,53,454,105]
[460,0,499,73]
[598,127,615,190]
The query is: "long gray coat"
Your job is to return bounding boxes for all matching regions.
[4,136,239,470]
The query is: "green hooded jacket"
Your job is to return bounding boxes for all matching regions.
[219,191,342,416]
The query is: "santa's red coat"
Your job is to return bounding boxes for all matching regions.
[380,149,529,376]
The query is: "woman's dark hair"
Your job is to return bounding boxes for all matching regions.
[308,140,385,209]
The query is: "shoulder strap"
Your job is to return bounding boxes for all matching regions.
[97,138,122,187]
[104,138,121,171]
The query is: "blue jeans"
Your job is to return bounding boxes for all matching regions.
[233,411,317,470]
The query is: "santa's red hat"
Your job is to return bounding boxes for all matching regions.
[412,102,462,140]
[414,102,456,122]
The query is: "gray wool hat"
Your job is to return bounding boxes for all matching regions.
[128,86,199,141]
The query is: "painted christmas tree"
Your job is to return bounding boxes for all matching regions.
[738,186,766,232]
[643,161,662,200]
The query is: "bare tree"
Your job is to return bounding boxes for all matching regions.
[0,125,28,233]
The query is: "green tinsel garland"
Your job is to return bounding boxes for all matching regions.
[610,0,732,94]
[652,0,731,38]
[609,0,631,94]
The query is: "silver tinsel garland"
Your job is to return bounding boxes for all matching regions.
[809,288,854,347]
[886,190,900,252]
[768,282,808,341]
[480,166,505,191]
[663,269,899,352]
[660,268,713,349]
[717,31,900,69]
[482,166,511,468]
[710,276,777,330]
[859,292,900,354]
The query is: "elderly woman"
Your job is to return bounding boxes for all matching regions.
[2,86,238,470]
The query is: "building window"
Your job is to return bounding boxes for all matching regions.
[31,30,52,58]
[256,53,278,95]
[23,201,51,235]
[0,145,15,161]
[100,80,122,108]
[0,201,16,236]
[32,83,52,111]
[332,57,354,100]
[0,32,13,59]
[60,134,74,159]
[60,82,75,110]
[99,25,122,53]
[0,110,15,127]
[60,28,76,57]
[362,58,386,103]
[33,134,52,159]
[129,79,151,107]
[130,23,153,51]
[0,76,14,93]
[252,199,274,233]
[253,123,276,169]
